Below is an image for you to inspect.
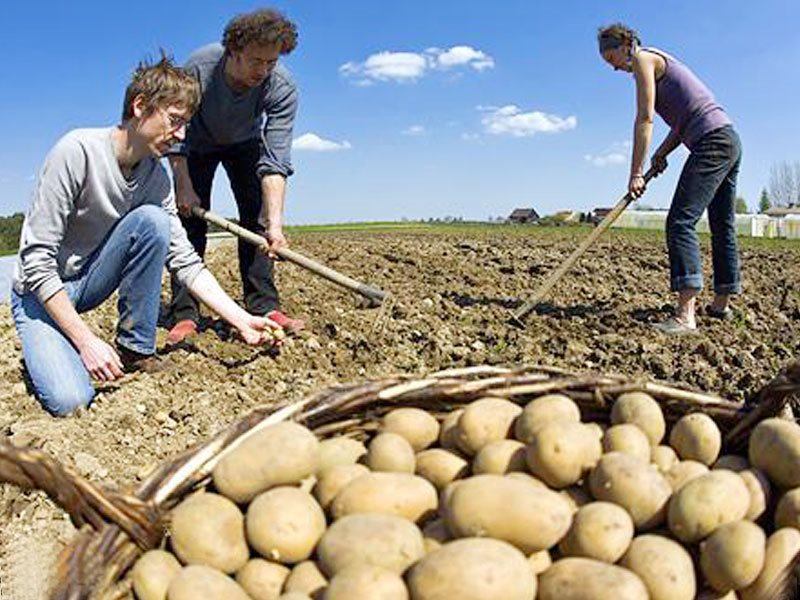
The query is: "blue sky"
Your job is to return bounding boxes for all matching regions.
[0,1,796,223]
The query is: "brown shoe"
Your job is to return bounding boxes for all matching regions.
[117,346,169,374]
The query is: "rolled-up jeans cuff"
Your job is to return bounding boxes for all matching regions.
[714,282,741,295]
[670,274,703,292]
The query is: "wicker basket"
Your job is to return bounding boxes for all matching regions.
[2,361,799,600]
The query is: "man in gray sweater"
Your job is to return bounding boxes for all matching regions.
[166,8,304,344]
[11,56,282,416]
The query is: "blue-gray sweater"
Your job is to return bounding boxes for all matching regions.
[172,43,298,179]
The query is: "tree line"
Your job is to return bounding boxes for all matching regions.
[0,213,24,256]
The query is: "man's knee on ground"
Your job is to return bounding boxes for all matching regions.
[39,385,95,417]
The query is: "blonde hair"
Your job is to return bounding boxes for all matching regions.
[121,52,200,121]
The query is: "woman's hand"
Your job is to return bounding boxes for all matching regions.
[651,153,668,176]
[628,173,647,198]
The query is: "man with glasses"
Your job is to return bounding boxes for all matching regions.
[11,55,283,416]
[165,7,304,344]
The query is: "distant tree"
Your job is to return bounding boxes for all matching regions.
[0,212,24,255]
[734,197,748,214]
[759,188,771,213]
[769,160,800,207]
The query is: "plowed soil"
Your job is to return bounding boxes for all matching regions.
[1,226,798,598]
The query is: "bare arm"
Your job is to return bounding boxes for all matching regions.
[43,290,123,381]
[629,52,658,196]
[188,269,282,344]
[260,174,287,257]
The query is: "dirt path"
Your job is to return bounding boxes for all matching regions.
[1,227,798,598]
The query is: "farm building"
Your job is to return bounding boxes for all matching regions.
[508,208,540,224]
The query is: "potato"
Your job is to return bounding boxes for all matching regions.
[665,460,709,492]
[538,557,649,600]
[621,534,695,600]
[382,407,440,451]
[714,455,749,472]
[695,591,738,600]
[169,492,248,573]
[651,445,678,473]
[456,398,522,455]
[313,464,370,510]
[439,409,464,451]
[559,502,634,563]
[167,566,250,600]
[283,561,327,598]
[775,487,800,529]
[213,422,319,503]
[132,550,181,600]
[740,528,800,600]
[472,439,527,475]
[588,452,672,530]
[324,564,408,600]
[739,468,770,521]
[422,518,450,553]
[236,559,290,600]
[527,421,602,488]
[668,471,750,543]
[407,538,537,600]
[514,393,581,443]
[669,413,722,465]
[749,418,800,489]
[366,432,415,473]
[610,392,665,446]
[505,471,549,489]
[331,472,437,522]
[445,474,572,554]
[602,424,651,462]
[528,550,552,575]
[317,438,366,473]
[700,520,766,592]
[246,487,326,564]
[278,594,313,600]
[415,449,469,490]
[560,485,593,514]
[317,513,424,576]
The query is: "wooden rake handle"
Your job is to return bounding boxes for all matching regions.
[191,207,389,306]
[510,167,659,325]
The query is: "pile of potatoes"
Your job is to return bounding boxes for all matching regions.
[131,392,800,600]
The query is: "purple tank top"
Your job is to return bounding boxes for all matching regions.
[647,48,732,150]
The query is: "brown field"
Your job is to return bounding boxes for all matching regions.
[1,225,798,598]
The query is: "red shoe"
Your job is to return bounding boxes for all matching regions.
[266,310,305,335]
[166,319,198,345]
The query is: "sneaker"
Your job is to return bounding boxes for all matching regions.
[653,318,698,336]
[117,346,169,374]
[705,305,732,320]
[266,310,305,335]
[166,319,198,345]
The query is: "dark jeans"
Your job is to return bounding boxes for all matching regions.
[169,140,279,322]
[666,125,742,295]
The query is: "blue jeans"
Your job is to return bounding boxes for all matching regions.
[666,125,742,294]
[11,205,170,416]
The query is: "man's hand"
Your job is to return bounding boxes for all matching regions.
[628,173,647,199]
[78,335,124,382]
[651,153,668,177]
[236,314,286,346]
[176,185,203,218]
[264,226,288,259]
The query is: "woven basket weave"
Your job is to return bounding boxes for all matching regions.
[2,361,799,600]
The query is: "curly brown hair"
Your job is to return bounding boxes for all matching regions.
[121,52,200,121]
[222,8,298,55]
[597,23,641,48]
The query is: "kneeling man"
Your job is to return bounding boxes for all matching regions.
[11,55,281,416]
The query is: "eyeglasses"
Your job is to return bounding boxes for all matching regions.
[159,107,190,130]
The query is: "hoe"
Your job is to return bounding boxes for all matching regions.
[509,167,658,327]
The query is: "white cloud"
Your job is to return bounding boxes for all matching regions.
[293,133,352,152]
[480,105,577,137]
[402,125,426,136]
[340,45,494,84]
[585,141,631,167]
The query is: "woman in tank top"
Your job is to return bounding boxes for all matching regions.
[597,23,742,334]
